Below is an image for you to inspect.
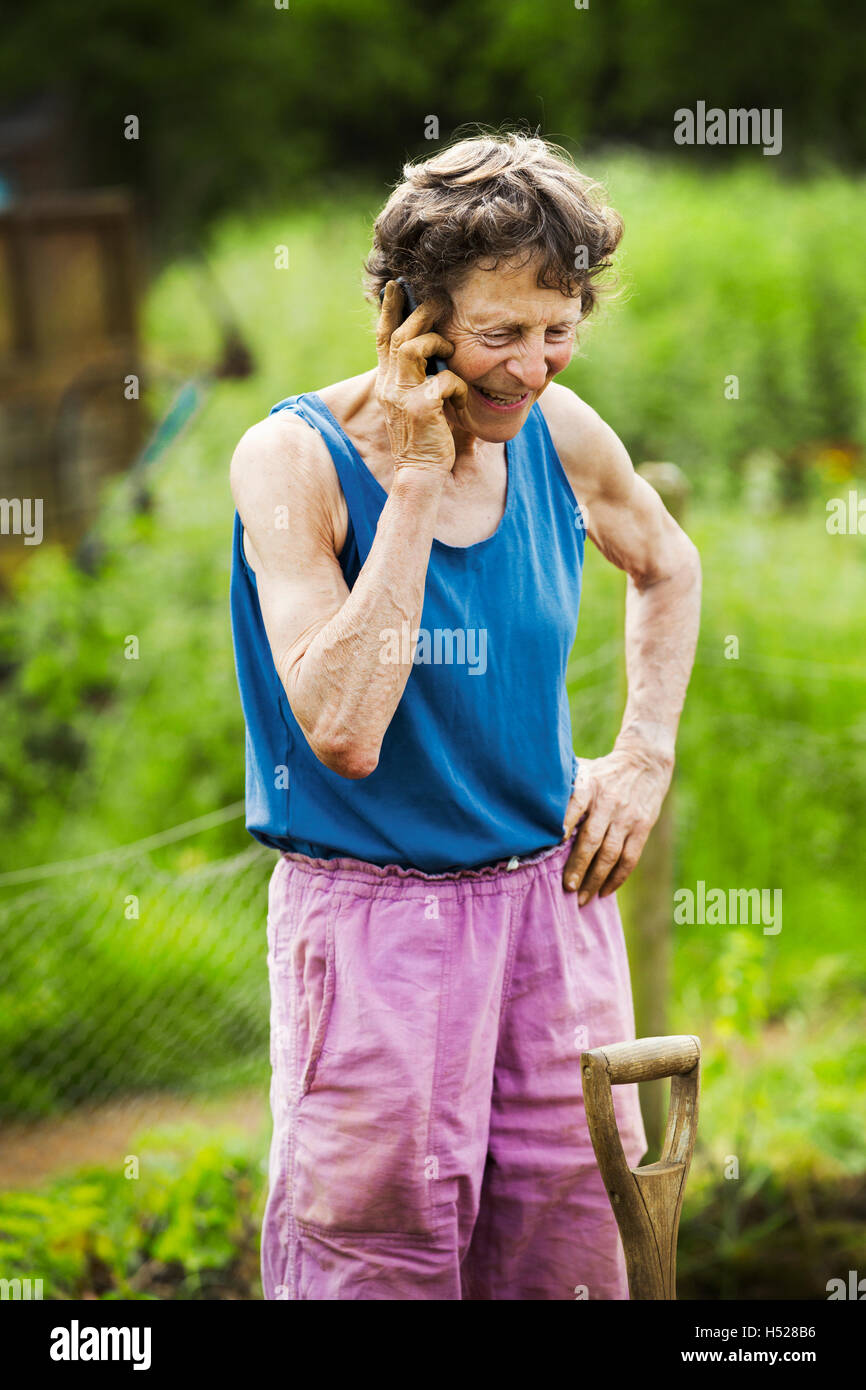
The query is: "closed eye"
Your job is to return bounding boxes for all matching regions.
[482,327,576,345]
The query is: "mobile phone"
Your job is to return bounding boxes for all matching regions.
[378,276,448,376]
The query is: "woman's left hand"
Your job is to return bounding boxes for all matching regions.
[561,740,674,903]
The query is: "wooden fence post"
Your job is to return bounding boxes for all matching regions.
[619,461,690,1158]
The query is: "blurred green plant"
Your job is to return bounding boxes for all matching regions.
[0,1120,862,1300]
[0,1134,264,1300]
[0,851,272,1118]
[3,0,863,254]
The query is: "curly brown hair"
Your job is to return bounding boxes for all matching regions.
[363,127,623,321]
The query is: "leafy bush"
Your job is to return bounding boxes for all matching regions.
[0,1133,265,1299]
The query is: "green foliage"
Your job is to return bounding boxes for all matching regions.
[0,1133,264,1299]
[572,159,866,474]
[0,854,272,1118]
[679,1162,866,1300]
[0,1117,861,1300]
[3,1,863,251]
[0,406,250,869]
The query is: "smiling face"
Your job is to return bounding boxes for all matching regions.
[439,254,582,441]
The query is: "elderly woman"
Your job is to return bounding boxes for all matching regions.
[230,130,700,1301]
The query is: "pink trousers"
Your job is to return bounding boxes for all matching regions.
[261,836,647,1300]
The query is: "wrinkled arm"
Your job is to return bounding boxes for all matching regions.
[546,391,701,897]
[231,413,446,779]
[593,463,701,770]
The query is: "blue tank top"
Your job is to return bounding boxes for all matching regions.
[230,391,584,872]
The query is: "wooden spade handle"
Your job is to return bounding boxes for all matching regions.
[581,1034,701,1300]
[591,1034,700,1085]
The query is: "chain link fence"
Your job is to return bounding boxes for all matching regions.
[0,811,275,1121]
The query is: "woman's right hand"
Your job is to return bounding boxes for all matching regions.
[375,280,473,479]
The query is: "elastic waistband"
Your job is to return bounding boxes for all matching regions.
[278,835,575,900]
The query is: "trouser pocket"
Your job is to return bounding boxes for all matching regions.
[268,869,340,1099]
[291,887,452,1237]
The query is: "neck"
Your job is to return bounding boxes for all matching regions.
[450,430,503,483]
[352,371,505,479]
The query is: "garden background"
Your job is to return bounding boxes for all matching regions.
[0,0,864,1299]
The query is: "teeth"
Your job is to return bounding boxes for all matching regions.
[479,387,523,403]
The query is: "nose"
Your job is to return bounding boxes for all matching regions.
[505,337,550,392]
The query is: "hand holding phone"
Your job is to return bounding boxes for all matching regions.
[378,277,449,376]
[374,277,471,478]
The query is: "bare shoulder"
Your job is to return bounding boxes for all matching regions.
[230,406,348,565]
[537,381,633,505]
[230,408,331,508]
[539,383,696,584]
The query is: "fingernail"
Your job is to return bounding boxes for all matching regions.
[578,892,588,906]
[566,877,577,891]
